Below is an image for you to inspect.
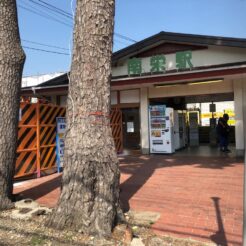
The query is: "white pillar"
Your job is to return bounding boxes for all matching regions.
[140,87,149,154]
[242,79,246,246]
[234,79,244,156]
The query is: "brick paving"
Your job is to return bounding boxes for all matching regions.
[14,153,243,246]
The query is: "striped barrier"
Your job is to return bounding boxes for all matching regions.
[110,108,123,153]
[39,104,66,174]
[15,103,122,178]
[16,103,38,178]
[15,103,65,178]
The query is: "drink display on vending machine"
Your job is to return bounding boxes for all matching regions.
[149,105,175,154]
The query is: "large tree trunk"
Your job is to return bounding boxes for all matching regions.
[47,0,121,236]
[0,1,25,210]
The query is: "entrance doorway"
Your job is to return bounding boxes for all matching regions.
[122,108,140,150]
[149,93,236,152]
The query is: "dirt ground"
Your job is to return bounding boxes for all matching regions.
[0,209,213,246]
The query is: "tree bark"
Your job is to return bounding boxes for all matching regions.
[47,0,121,236]
[0,0,25,210]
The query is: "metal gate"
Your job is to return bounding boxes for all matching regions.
[110,108,123,153]
[16,104,123,178]
[16,103,66,178]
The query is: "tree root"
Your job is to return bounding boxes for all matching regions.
[0,198,14,211]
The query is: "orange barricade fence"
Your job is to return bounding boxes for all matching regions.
[16,103,38,178]
[15,103,123,179]
[15,103,66,178]
[110,108,123,153]
[39,104,66,175]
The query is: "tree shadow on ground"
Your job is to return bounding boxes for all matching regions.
[119,154,240,211]
[13,154,242,246]
[14,175,61,201]
[119,154,242,246]
[15,155,240,209]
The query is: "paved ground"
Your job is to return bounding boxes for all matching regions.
[14,148,243,246]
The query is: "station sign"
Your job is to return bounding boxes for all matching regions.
[127,50,193,76]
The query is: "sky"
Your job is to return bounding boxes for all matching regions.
[17,0,246,77]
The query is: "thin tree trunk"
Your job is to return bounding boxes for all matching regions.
[47,0,121,236]
[0,0,25,210]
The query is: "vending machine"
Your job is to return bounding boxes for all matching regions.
[149,105,175,154]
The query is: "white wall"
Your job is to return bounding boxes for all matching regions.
[56,90,139,107]
[112,46,246,77]
[111,91,117,105]
[120,89,140,103]
[22,72,64,87]
[60,95,67,107]
[140,88,149,154]
[243,80,246,158]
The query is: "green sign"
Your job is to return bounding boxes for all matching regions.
[127,50,193,76]
[150,55,166,73]
[128,57,142,75]
[176,51,193,70]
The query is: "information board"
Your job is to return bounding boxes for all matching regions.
[56,117,66,172]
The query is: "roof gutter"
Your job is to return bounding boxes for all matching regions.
[21,84,69,91]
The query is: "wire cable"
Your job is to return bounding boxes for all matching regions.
[114,32,137,43]
[24,0,137,43]
[21,39,69,51]
[20,0,71,22]
[18,4,73,28]
[38,0,73,17]
[22,45,70,55]
[114,37,133,46]
[29,0,72,19]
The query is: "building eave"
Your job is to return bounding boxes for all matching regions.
[111,65,246,87]
[21,65,246,96]
[112,31,246,62]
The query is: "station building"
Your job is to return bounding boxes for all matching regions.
[21,31,246,156]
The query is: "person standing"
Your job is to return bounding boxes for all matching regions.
[216,113,230,152]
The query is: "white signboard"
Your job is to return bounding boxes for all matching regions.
[56,117,66,171]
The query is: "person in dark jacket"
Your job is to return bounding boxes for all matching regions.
[216,113,230,152]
